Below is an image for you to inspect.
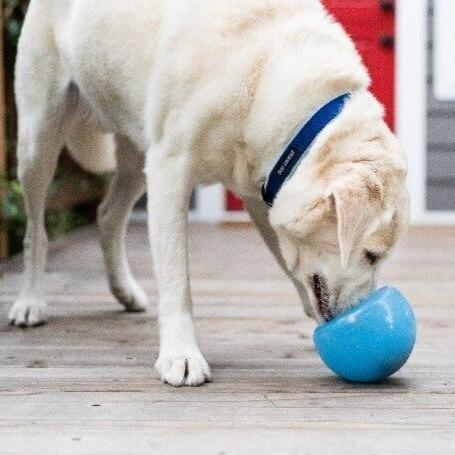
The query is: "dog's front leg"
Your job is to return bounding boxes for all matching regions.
[146,152,210,387]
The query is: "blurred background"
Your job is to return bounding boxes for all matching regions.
[0,0,454,260]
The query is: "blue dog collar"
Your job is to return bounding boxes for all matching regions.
[261,93,351,207]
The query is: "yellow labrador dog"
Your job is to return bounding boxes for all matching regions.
[10,0,409,386]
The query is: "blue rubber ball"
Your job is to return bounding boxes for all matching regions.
[313,287,416,383]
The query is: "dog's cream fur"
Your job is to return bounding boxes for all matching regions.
[10,0,409,386]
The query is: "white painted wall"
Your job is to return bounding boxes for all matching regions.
[396,0,429,224]
[192,184,225,223]
[433,0,455,100]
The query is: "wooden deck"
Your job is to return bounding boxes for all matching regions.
[0,222,455,454]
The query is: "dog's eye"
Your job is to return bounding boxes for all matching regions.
[365,250,381,265]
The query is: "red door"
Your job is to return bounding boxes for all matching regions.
[322,0,395,128]
[226,0,395,211]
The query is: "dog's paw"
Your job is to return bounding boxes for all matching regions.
[111,280,148,313]
[8,298,48,327]
[155,351,211,387]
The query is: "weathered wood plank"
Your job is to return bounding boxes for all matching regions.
[1,426,453,455]
[0,224,455,454]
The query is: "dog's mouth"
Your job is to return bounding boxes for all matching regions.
[312,274,333,322]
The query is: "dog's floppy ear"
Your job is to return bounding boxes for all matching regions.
[331,186,372,269]
[330,166,386,268]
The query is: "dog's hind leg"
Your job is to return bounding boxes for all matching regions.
[8,4,75,326]
[243,197,316,319]
[97,136,148,312]
[8,123,65,327]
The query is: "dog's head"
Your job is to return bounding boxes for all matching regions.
[269,117,409,322]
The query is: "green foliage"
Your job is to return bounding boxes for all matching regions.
[0,174,26,240]
[3,0,29,45]
[0,173,89,255]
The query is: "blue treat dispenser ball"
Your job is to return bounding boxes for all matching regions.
[313,287,416,383]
